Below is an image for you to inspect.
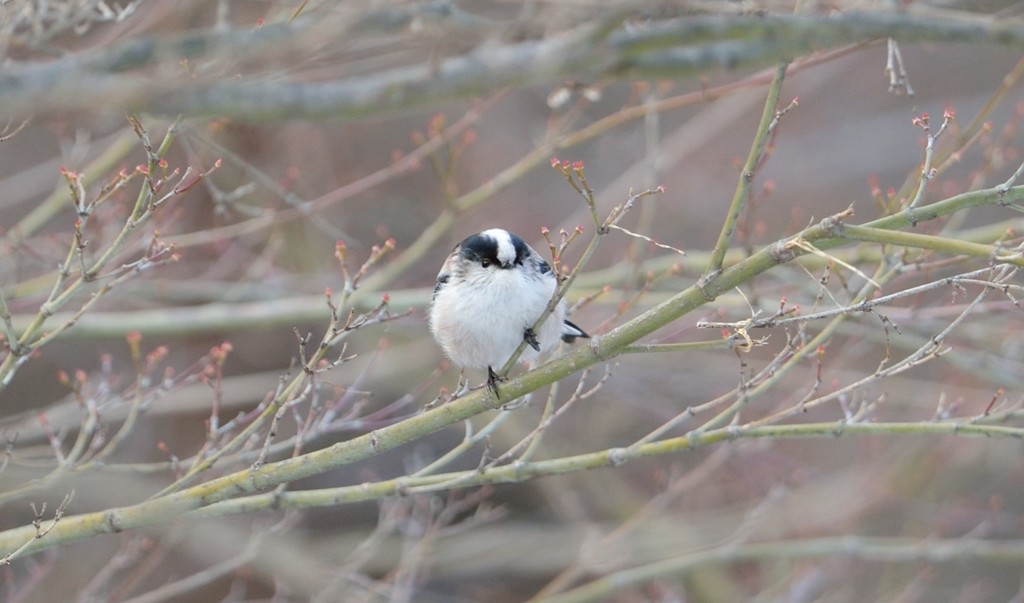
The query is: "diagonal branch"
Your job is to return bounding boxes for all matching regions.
[0,182,1022,559]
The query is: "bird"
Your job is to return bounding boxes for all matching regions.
[429,228,588,396]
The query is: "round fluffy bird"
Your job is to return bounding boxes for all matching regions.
[430,228,588,393]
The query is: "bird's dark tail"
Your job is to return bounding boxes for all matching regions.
[561,319,589,343]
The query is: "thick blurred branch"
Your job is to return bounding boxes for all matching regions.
[540,536,1024,603]
[1,9,1022,121]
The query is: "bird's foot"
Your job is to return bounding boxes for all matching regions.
[486,366,506,397]
[523,327,541,352]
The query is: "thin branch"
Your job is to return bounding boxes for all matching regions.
[697,266,1019,330]
[705,61,790,277]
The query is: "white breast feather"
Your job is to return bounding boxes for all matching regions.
[430,265,564,369]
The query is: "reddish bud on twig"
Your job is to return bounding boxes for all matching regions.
[209,342,233,364]
[867,174,881,197]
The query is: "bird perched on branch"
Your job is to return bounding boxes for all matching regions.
[430,228,588,396]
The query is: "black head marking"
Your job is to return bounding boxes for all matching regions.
[458,229,529,269]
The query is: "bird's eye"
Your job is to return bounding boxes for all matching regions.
[480,258,491,268]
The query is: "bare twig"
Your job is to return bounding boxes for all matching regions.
[1,491,74,566]
[885,38,915,95]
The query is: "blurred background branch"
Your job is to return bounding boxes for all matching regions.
[1,6,1023,121]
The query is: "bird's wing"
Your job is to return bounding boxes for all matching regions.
[432,253,455,300]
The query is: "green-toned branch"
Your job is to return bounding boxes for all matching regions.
[1,182,1022,558]
[2,419,1021,559]
[705,61,789,276]
[837,224,1024,266]
[191,420,1024,512]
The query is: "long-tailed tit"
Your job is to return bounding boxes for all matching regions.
[430,228,588,394]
